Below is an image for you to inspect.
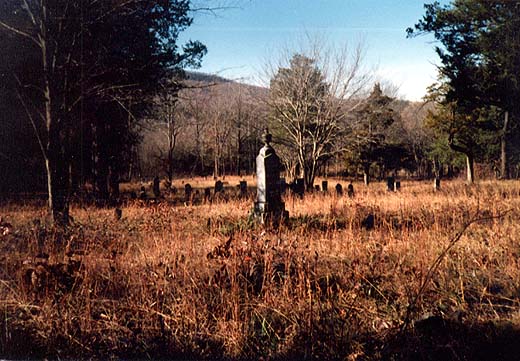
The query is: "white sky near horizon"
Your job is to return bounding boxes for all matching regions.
[180,0,451,101]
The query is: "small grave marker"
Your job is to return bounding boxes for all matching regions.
[322,180,328,192]
[215,180,224,193]
[153,176,160,198]
[239,181,248,198]
[347,183,355,198]
[386,177,395,192]
[184,183,193,204]
[294,178,305,198]
[204,187,212,202]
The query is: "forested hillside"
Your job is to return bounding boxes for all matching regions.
[138,72,463,184]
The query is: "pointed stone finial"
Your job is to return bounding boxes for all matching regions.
[262,127,272,146]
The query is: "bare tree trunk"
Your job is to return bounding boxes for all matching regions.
[167,146,174,183]
[304,164,315,191]
[500,111,509,179]
[363,163,370,186]
[46,150,70,224]
[213,115,220,178]
[432,157,440,179]
[466,154,475,184]
[46,115,70,224]
[194,122,203,174]
[167,118,175,183]
[109,166,120,200]
[165,99,177,183]
[93,123,109,200]
[449,136,474,184]
[236,125,241,176]
[41,4,69,224]
[214,150,219,178]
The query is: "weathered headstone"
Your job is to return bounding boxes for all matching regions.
[204,187,212,202]
[394,181,401,191]
[239,181,248,198]
[153,176,160,198]
[386,177,395,192]
[254,129,288,224]
[362,213,375,230]
[322,180,328,192]
[294,178,305,198]
[335,183,343,196]
[184,183,193,204]
[215,180,224,193]
[347,183,355,198]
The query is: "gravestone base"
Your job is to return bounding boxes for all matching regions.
[253,201,289,225]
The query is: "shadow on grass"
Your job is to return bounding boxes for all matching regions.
[4,315,520,360]
[379,317,520,361]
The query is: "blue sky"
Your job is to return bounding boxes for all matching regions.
[180,0,450,101]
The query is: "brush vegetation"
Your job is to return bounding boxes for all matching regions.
[1,177,520,360]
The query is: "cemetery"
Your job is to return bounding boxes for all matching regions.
[1,133,520,360]
[1,0,520,360]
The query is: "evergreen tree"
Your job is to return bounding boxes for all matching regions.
[408,0,520,180]
[0,0,206,223]
[347,83,399,185]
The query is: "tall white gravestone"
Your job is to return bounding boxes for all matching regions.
[254,129,288,224]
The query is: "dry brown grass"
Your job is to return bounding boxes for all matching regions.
[1,178,520,360]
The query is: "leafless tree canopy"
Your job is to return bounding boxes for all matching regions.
[265,36,372,189]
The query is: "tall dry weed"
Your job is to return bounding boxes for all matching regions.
[0,179,519,359]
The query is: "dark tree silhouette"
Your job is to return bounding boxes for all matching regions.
[0,0,206,223]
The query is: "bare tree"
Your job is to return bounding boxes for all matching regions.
[149,79,186,183]
[207,87,234,178]
[265,35,371,190]
[173,80,264,177]
[224,83,265,175]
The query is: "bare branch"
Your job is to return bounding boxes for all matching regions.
[14,75,47,160]
[264,33,372,186]
[0,19,40,47]
[400,206,512,333]
[22,0,38,26]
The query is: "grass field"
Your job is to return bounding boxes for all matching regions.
[1,177,520,360]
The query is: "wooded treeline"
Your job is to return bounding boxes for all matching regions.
[139,75,266,181]
[1,0,520,224]
[0,0,206,223]
[408,0,520,183]
[140,0,520,188]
